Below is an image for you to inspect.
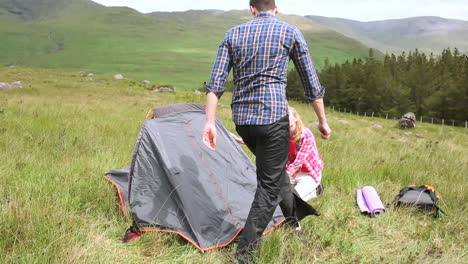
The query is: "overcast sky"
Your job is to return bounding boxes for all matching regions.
[92,0,468,21]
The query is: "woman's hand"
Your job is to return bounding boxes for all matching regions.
[289,176,297,185]
[287,171,297,185]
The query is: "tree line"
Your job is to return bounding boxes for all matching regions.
[287,48,468,122]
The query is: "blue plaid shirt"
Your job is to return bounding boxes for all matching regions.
[206,13,325,125]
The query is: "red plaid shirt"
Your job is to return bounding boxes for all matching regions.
[286,127,324,183]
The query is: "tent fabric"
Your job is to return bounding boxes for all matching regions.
[148,103,205,118]
[105,103,318,251]
[104,168,130,209]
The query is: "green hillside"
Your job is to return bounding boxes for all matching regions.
[306,15,468,54]
[0,0,376,89]
[0,0,101,22]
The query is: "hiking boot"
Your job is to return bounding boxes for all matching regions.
[283,216,301,231]
[295,221,302,231]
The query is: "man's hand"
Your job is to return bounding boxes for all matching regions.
[202,122,217,151]
[318,122,332,140]
[311,98,331,140]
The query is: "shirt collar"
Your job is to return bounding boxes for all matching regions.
[254,12,277,20]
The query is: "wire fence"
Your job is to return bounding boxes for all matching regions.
[329,106,468,129]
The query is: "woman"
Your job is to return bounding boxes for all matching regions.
[287,107,325,201]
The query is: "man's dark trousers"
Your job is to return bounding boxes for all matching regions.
[235,115,297,255]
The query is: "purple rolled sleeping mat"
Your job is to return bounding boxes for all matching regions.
[356,186,386,217]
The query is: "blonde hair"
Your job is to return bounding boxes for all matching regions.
[288,106,304,143]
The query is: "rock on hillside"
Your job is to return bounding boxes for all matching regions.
[0,81,22,90]
[153,86,176,93]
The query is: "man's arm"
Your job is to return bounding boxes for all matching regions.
[203,34,232,150]
[290,28,331,139]
[203,92,219,150]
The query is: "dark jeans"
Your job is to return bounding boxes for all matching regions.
[235,115,297,256]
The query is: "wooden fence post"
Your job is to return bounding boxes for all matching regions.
[452,120,455,126]
[465,121,467,129]
[372,112,374,117]
[386,113,388,119]
[432,118,434,124]
[442,119,444,126]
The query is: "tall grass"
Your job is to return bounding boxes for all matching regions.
[0,67,466,263]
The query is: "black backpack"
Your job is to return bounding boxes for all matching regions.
[390,185,447,217]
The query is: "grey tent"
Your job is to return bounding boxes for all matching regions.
[105,103,318,251]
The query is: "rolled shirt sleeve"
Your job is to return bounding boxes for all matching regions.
[290,28,325,102]
[205,34,232,99]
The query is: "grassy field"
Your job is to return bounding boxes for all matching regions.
[0,67,467,263]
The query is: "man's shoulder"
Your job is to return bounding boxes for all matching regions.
[227,17,298,33]
[282,22,302,35]
[277,18,299,28]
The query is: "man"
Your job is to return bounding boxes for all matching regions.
[202,0,331,262]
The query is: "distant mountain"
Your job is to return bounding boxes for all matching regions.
[306,15,468,54]
[0,0,101,22]
[0,2,375,89]
[149,10,378,64]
